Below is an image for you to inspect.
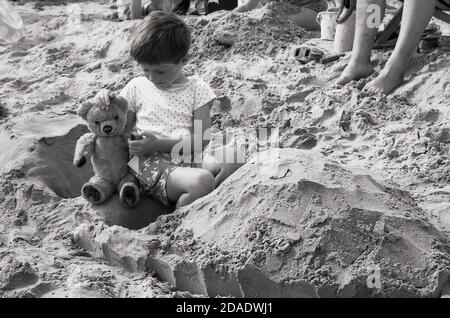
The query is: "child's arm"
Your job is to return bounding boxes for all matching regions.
[192,101,212,150]
[93,89,136,135]
[129,101,213,156]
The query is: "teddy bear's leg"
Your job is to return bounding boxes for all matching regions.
[118,173,141,208]
[82,175,115,204]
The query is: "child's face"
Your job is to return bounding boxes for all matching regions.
[141,60,185,90]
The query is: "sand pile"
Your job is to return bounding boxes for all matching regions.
[1,1,449,297]
[189,8,308,63]
[75,148,450,297]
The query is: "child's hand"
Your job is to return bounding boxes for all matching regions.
[129,131,160,156]
[94,89,115,109]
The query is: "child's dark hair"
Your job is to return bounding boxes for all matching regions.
[130,11,191,65]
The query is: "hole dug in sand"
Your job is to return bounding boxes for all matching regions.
[9,115,173,230]
[32,124,173,230]
[27,124,93,199]
[89,195,174,231]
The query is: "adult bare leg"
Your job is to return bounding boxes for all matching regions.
[365,0,436,94]
[337,0,386,85]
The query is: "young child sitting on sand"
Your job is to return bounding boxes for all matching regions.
[95,11,240,208]
[233,0,329,30]
[337,0,442,94]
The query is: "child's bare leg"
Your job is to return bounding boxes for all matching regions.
[202,155,244,186]
[286,7,320,31]
[202,142,245,186]
[365,0,436,94]
[166,167,216,208]
[337,0,386,85]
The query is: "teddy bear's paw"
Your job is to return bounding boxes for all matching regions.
[82,184,102,204]
[74,156,87,168]
[120,183,140,208]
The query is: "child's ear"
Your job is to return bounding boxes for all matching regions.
[111,95,128,114]
[77,101,93,120]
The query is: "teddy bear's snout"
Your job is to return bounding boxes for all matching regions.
[103,125,113,134]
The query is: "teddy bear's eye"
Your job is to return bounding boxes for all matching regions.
[94,121,100,125]
[114,116,119,120]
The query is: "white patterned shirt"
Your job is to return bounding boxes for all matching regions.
[119,76,216,139]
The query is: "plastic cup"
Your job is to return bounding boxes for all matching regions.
[316,10,338,41]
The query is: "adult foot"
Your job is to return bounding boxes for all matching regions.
[364,66,405,95]
[337,61,374,86]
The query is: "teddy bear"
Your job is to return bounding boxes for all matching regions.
[73,95,140,208]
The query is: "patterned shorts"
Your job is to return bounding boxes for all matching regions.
[132,152,178,206]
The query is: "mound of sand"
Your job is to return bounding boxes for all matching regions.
[75,148,450,297]
[189,8,308,63]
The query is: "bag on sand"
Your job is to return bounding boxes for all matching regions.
[0,0,23,45]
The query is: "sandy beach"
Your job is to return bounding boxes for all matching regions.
[0,0,449,297]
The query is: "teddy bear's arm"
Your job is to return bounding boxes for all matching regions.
[73,133,96,167]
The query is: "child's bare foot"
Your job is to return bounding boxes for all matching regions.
[337,61,374,86]
[364,65,405,95]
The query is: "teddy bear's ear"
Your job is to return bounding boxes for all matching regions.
[77,101,93,120]
[111,95,128,114]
